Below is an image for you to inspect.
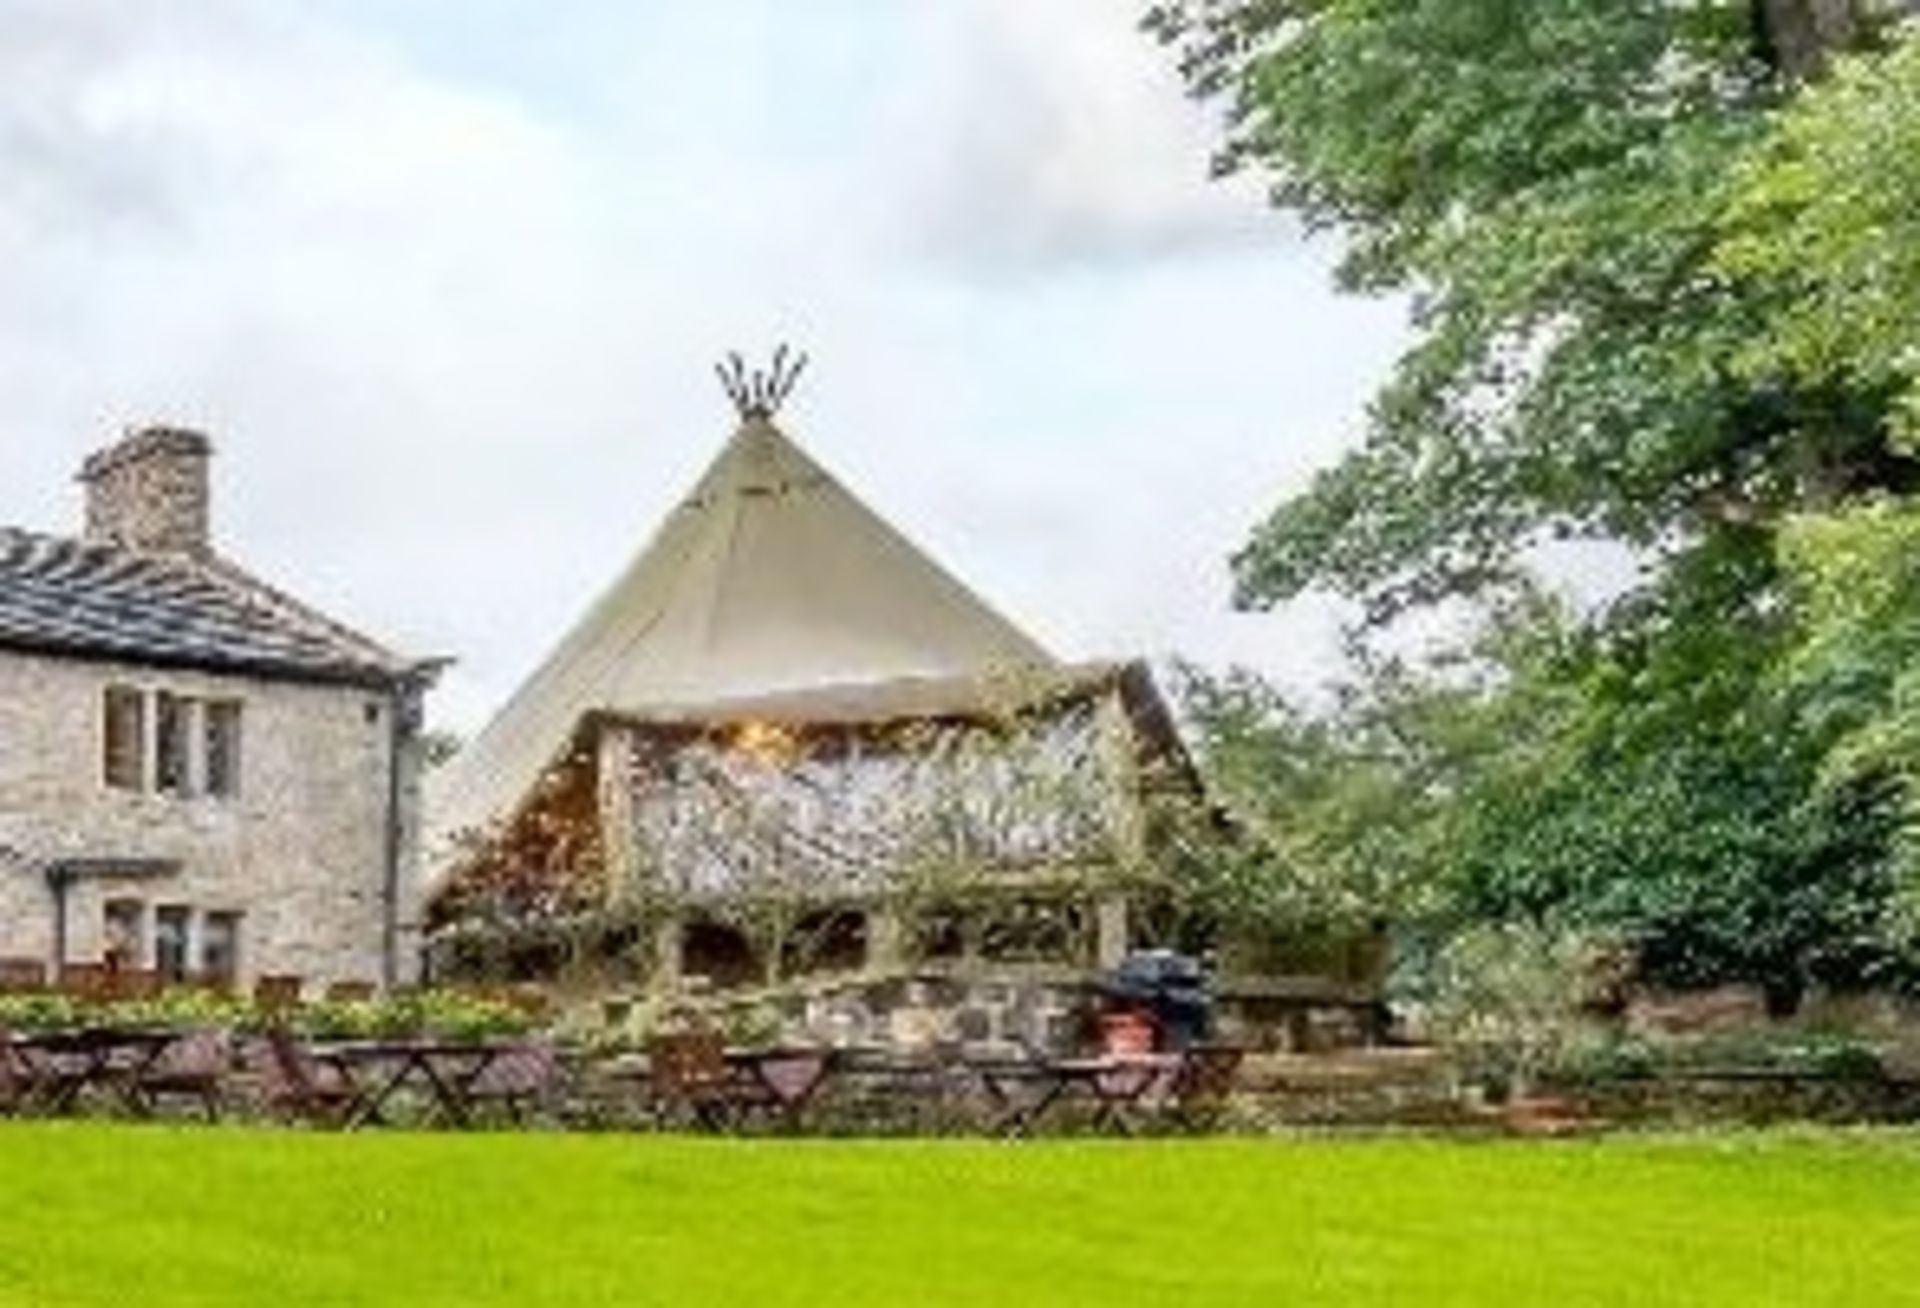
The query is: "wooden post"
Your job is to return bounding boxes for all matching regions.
[1095,894,1130,969]
[867,905,905,972]
[595,721,641,904]
[652,913,684,992]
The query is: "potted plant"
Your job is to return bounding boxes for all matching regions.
[1417,923,1609,1132]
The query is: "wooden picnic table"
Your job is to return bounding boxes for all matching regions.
[971,1052,1184,1137]
[724,1045,839,1128]
[312,1038,513,1129]
[8,1026,181,1116]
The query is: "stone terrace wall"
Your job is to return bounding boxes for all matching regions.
[690,966,1384,1056]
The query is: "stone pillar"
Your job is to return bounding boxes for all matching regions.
[1095,894,1129,969]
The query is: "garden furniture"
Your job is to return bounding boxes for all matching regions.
[461,1041,564,1125]
[971,1051,1182,1137]
[56,963,112,1002]
[317,1038,517,1129]
[0,1030,38,1115]
[107,970,163,1001]
[10,1026,180,1116]
[324,981,377,1004]
[725,1045,837,1130]
[967,1052,1060,1137]
[254,975,306,1014]
[259,1028,363,1128]
[132,1029,232,1121]
[853,1047,979,1133]
[0,959,46,993]
[646,1031,747,1132]
[1163,1044,1247,1131]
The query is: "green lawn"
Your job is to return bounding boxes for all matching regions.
[1,1125,1916,1306]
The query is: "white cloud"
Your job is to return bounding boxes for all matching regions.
[889,0,1269,271]
[0,0,648,726]
[0,0,1406,736]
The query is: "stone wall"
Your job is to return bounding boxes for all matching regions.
[80,427,212,557]
[686,966,1383,1056]
[0,648,421,987]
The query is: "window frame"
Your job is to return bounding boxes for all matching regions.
[102,897,146,970]
[153,691,191,797]
[198,911,242,986]
[102,686,148,792]
[100,687,246,802]
[153,904,192,983]
[202,699,243,799]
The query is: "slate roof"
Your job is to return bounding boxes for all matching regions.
[0,527,420,688]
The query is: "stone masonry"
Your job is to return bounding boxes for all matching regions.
[80,426,213,557]
[0,426,433,990]
[0,648,421,988]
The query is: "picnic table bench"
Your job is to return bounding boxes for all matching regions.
[7,1027,182,1116]
[970,1046,1248,1137]
[971,1052,1183,1137]
[309,1038,534,1129]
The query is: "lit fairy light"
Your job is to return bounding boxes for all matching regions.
[731,720,798,766]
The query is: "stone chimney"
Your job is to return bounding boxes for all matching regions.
[79,426,214,556]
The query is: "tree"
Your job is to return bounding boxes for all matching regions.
[1779,499,1920,935]
[1144,1,1920,1002]
[1178,578,1909,1007]
[1721,32,1920,445]
[1144,1,1914,621]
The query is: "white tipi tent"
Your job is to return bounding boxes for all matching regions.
[427,406,1055,863]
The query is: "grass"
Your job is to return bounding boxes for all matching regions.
[1,1125,1917,1306]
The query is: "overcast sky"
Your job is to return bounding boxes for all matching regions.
[0,1,1409,731]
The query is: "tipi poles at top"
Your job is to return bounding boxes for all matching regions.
[716,346,809,422]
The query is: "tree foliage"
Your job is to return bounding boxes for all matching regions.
[1150,3,1920,1000]
[1722,34,1920,444]
[1178,581,1908,1004]
[1146,0,1914,617]
[1780,499,1920,929]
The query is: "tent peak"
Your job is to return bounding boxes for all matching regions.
[715,345,808,422]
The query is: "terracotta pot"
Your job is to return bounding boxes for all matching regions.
[1502,1094,1589,1137]
[1100,1012,1156,1056]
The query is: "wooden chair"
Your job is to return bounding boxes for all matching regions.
[258,1029,359,1128]
[0,1030,33,1116]
[185,972,238,998]
[646,1031,743,1132]
[3,1032,91,1113]
[58,962,112,1002]
[253,975,306,1015]
[135,1030,231,1122]
[462,1042,561,1126]
[0,958,47,994]
[109,969,162,1001]
[1166,1044,1246,1130]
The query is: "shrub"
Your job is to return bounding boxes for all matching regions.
[1414,923,1612,1098]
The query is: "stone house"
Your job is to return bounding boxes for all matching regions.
[0,427,439,991]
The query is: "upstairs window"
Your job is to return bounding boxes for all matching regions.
[103,687,147,791]
[203,701,243,798]
[155,692,191,796]
[102,688,245,801]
